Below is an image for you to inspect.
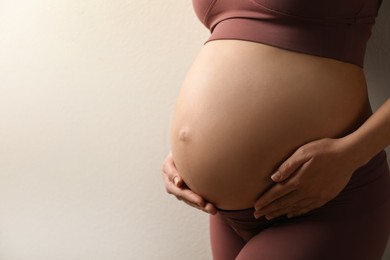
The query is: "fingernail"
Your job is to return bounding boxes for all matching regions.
[254,212,262,219]
[173,176,179,185]
[271,172,281,181]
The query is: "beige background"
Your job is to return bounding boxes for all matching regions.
[0,0,388,259]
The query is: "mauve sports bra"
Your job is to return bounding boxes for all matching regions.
[192,0,384,68]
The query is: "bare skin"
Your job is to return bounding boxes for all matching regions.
[254,98,390,219]
[164,39,374,212]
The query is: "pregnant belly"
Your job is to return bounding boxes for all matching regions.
[170,40,371,210]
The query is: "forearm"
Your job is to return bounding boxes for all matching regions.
[343,98,390,167]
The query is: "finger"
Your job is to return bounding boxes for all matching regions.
[256,190,301,216]
[183,201,208,213]
[176,187,206,208]
[183,199,218,215]
[162,168,178,194]
[255,191,309,219]
[287,202,323,218]
[162,158,184,186]
[271,148,312,182]
[163,172,206,208]
[166,163,183,187]
[254,182,296,211]
[172,175,184,187]
[262,198,313,220]
[262,206,294,220]
[162,164,183,190]
[204,202,218,215]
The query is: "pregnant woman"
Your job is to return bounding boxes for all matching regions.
[162,0,390,259]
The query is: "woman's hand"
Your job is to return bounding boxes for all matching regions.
[161,151,217,215]
[254,137,360,220]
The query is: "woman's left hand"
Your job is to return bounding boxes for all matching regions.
[254,137,361,220]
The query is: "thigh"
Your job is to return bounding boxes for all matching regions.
[236,205,390,260]
[236,210,388,260]
[235,218,334,260]
[236,151,390,260]
[209,213,246,260]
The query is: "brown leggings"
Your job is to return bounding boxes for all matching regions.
[210,150,390,260]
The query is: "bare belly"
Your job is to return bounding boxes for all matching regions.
[170,39,372,210]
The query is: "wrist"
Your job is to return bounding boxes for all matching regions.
[336,98,390,168]
[338,131,377,169]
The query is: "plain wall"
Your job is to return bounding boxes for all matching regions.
[0,1,388,259]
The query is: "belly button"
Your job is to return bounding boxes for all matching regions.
[179,127,191,142]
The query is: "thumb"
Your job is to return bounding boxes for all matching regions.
[173,175,184,187]
[271,148,311,182]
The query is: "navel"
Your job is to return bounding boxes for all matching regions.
[178,127,191,142]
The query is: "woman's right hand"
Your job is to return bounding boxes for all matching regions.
[161,151,217,215]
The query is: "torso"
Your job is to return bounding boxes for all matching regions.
[170,39,372,210]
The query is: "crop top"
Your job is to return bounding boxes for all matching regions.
[192,0,383,68]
